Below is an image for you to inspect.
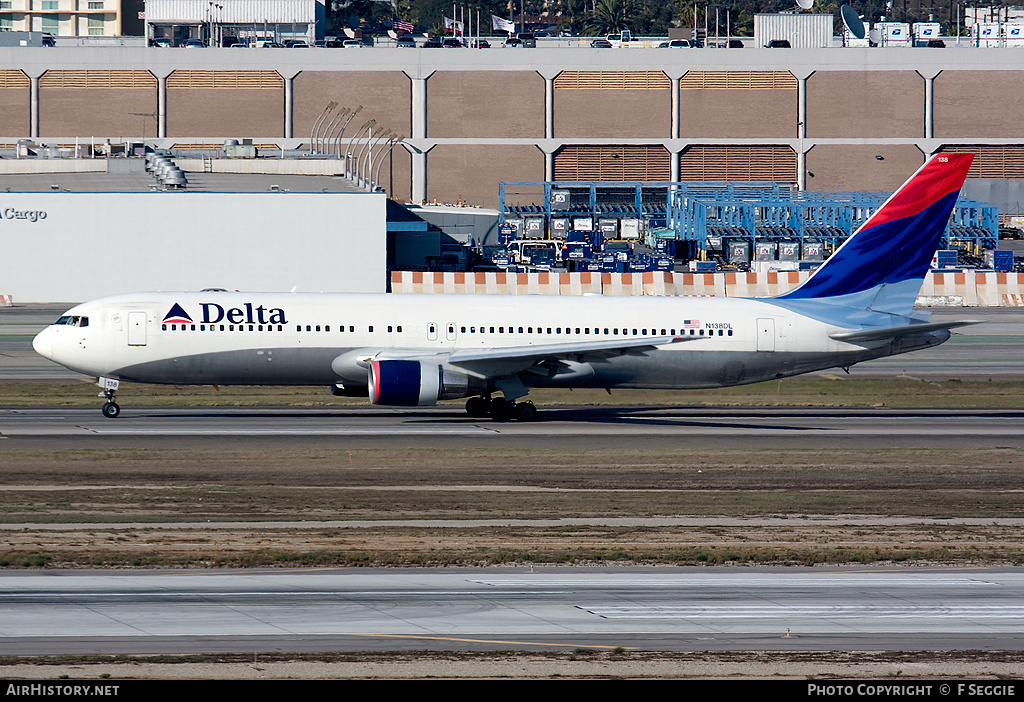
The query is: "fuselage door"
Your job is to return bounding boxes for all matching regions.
[756,318,775,352]
[127,311,147,346]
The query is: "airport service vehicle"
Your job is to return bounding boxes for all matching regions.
[506,240,559,265]
[33,154,979,422]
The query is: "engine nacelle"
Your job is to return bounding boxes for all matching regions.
[369,359,478,406]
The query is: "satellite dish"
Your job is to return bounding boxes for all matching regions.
[869,27,882,44]
[841,5,866,39]
[796,0,813,9]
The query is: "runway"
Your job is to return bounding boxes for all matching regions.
[4,405,1024,449]
[0,567,1021,654]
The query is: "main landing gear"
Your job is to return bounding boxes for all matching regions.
[465,395,537,422]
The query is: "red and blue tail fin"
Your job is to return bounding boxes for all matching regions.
[779,153,974,315]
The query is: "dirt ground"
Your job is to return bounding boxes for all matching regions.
[1,446,1024,567]
[2,650,1024,680]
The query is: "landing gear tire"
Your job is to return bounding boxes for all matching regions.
[101,402,120,419]
[513,401,537,422]
[465,396,490,418]
[489,398,513,422]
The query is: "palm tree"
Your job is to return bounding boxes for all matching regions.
[584,0,632,36]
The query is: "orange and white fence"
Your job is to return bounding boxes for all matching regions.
[0,294,11,307]
[390,271,1024,306]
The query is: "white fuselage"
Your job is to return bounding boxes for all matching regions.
[31,291,940,398]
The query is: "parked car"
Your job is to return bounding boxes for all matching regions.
[395,35,417,48]
[284,40,309,48]
[663,39,695,48]
[41,34,55,47]
[423,37,443,48]
[472,39,490,48]
[152,38,171,47]
[441,37,463,48]
[180,39,205,48]
[517,32,536,47]
[765,39,791,48]
[590,38,613,48]
[342,39,363,48]
[926,39,946,47]
[728,39,744,48]
[502,37,523,47]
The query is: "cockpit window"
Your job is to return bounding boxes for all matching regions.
[54,315,88,327]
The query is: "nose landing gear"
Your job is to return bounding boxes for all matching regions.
[97,377,120,418]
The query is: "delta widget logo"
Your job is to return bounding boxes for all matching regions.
[162,303,194,324]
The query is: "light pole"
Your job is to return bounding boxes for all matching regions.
[372,136,404,193]
[346,119,375,180]
[309,101,337,155]
[361,129,394,190]
[332,105,362,157]
[319,107,348,155]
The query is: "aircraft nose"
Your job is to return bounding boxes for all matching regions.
[32,327,54,360]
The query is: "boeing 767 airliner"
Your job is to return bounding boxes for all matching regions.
[33,153,979,421]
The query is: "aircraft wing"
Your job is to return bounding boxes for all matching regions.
[445,335,698,378]
[829,319,982,343]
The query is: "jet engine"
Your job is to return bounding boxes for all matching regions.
[368,359,481,406]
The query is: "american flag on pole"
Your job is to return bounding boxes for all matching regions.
[394,17,413,34]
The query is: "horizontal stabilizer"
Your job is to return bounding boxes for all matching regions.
[829,319,982,343]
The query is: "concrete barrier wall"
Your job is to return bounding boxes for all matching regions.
[391,270,1024,307]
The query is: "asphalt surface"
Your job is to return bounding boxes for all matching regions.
[4,406,1024,450]
[1,566,1021,654]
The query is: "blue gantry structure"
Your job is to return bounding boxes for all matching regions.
[497,181,999,264]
